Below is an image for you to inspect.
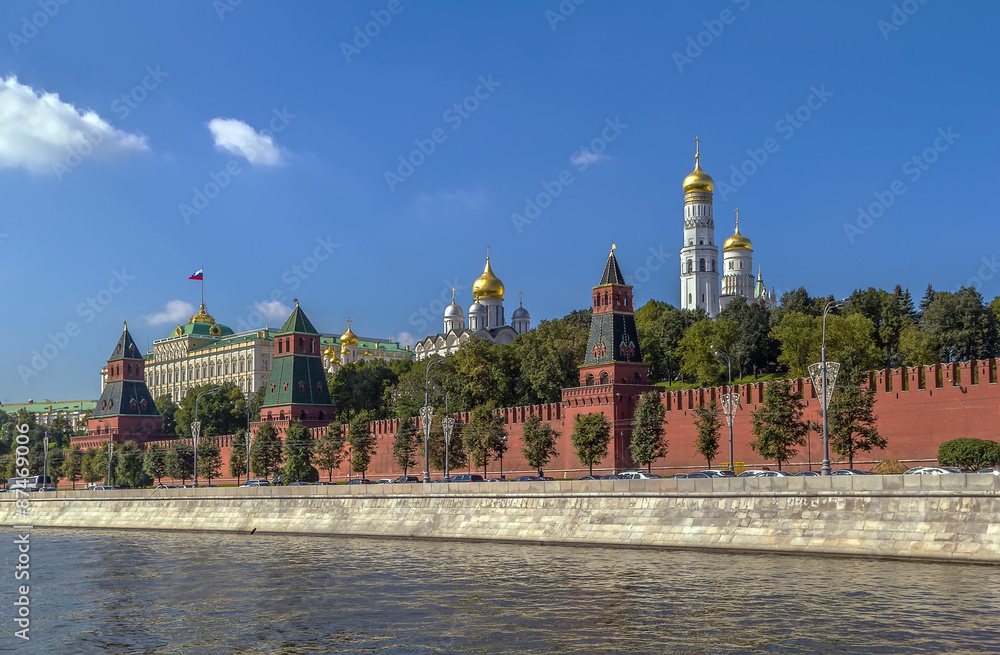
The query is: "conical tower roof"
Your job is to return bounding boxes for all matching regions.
[598,246,625,285]
[276,299,319,335]
[109,321,143,361]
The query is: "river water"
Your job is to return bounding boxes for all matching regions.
[1,528,997,654]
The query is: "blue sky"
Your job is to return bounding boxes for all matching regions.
[1,0,997,402]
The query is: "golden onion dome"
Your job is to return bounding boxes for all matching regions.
[340,322,359,346]
[683,156,714,194]
[323,345,337,358]
[473,257,505,300]
[189,303,216,325]
[724,213,752,251]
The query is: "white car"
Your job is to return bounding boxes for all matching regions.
[738,470,792,478]
[617,471,663,480]
[904,466,962,475]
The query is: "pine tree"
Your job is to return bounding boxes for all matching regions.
[250,422,283,480]
[314,423,348,482]
[749,379,809,470]
[629,391,667,472]
[918,284,936,321]
[570,412,612,476]
[694,399,723,469]
[281,422,314,483]
[391,416,420,478]
[521,413,559,477]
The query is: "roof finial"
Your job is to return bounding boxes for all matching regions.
[347,317,352,329]
[611,243,616,253]
[694,135,700,162]
[451,287,456,303]
[293,298,299,307]
[123,320,128,332]
[486,244,491,260]
[519,291,524,308]
[735,208,740,230]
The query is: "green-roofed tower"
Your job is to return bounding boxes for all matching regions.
[257,300,335,434]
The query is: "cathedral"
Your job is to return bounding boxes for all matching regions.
[413,250,531,360]
[679,139,777,317]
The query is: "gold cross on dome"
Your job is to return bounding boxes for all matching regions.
[694,135,700,157]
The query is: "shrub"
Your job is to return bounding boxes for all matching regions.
[937,438,1000,470]
[870,459,908,475]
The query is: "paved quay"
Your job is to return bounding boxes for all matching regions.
[3,475,999,563]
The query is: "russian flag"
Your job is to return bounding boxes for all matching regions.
[188,268,204,280]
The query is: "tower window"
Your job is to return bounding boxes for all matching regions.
[699,240,703,245]
[712,259,716,272]
[699,259,706,272]
[740,261,743,269]
[729,261,733,270]
[687,260,693,273]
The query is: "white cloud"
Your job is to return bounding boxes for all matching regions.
[208,117,285,166]
[146,300,195,326]
[569,150,608,167]
[253,300,292,323]
[396,331,418,348]
[0,76,148,174]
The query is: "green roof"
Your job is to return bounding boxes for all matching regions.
[109,326,143,361]
[171,322,235,338]
[1,400,96,414]
[276,303,319,335]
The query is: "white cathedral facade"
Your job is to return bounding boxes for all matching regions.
[413,252,531,361]
[680,141,777,317]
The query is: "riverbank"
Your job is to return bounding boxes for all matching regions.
[3,475,999,562]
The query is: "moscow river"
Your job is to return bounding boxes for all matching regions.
[1,528,998,654]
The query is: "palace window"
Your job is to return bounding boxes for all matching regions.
[600,371,609,385]
[585,373,595,386]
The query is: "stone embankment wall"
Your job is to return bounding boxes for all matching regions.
[4,475,1000,563]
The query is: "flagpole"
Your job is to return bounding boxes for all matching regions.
[201,265,204,307]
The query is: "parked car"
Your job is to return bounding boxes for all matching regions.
[832,469,870,475]
[393,475,421,484]
[346,478,373,485]
[90,485,117,490]
[794,471,821,476]
[240,480,271,487]
[668,473,688,479]
[512,475,543,482]
[905,466,961,475]
[443,474,485,483]
[698,470,735,478]
[685,472,710,478]
[486,478,508,482]
[575,475,599,481]
[597,474,621,480]
[618,471,664,480]
[975,467,1000,475]
[376,479,394,484]
[287,482,312,486]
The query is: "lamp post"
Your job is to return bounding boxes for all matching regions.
[810,300,844,476]
[243,401,252,482]
[498,435,508,479]
[95,419,113,485]
[442,391,455,480]
[42,430,49,489]
[711,346,736,474]
[193,388,221,488]
[421,357,445,483]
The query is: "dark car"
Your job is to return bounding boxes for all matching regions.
[668,473,688,479]
[346,478,373,485]
[831,469,870,475]
[512,475,543,482]
[597,474,621,480]
[685,472,710,479]
[394,475,421,484]
[447,474,485,483]
[575,475,599,481]
[794,470,821,476]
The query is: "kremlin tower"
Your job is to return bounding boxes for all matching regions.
[679,138,719,317]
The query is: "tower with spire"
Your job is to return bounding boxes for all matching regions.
[256,300,335,436]
[82,321,164,445]
[719,208,756,310]
[680,137,720,317]
[563,246,657,471]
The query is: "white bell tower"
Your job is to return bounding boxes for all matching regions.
[679,137,719,317]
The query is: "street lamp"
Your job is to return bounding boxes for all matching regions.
[421,357,445,483]
[243,400,252,482]
[810,300,844,476]
[43,429,49,490]
[441,390,455,480]
[711,346,737,474]
[192,388,221,488]
[498,434,508,479]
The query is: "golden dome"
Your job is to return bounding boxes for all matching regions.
[473,257,505,300]
[724,212,752,251]
[683,156,713,194]
[340,321,359,346]
[189,303,216,325]
[323,345,337,358]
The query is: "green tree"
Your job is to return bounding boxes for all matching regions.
[174,382,247,438]
[749,379,809,470]
[314,423,348,482]
[718,298,780,378]
[451,340,518,411]
[328,360,400,421]
[155,395,179,436]
[392,417,420,478]
[570,412,612,476]
[61,449,83,489]
[197,437,223,483]
[250,422,283,479]
[45,449,64,486]
[91,445,111,484]
[228,430,249,485]
[938,438,1000,470]
[677,318,738,386]
[922,287,998,361]
[513,311,590,404]
[47,418,74,449]
[81,449,102,486]
[629,391,667,472]
[899,321,938,366]
[464,406,506,478]
[143,444,167,484]
[520,414,559,477]
[348,412,377,479]
[115,440,147,488]
[827,375,886,469]
[694,399,723,469]
[428,408,468,474]
[165,441,194,485]
[281,422,314,483]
